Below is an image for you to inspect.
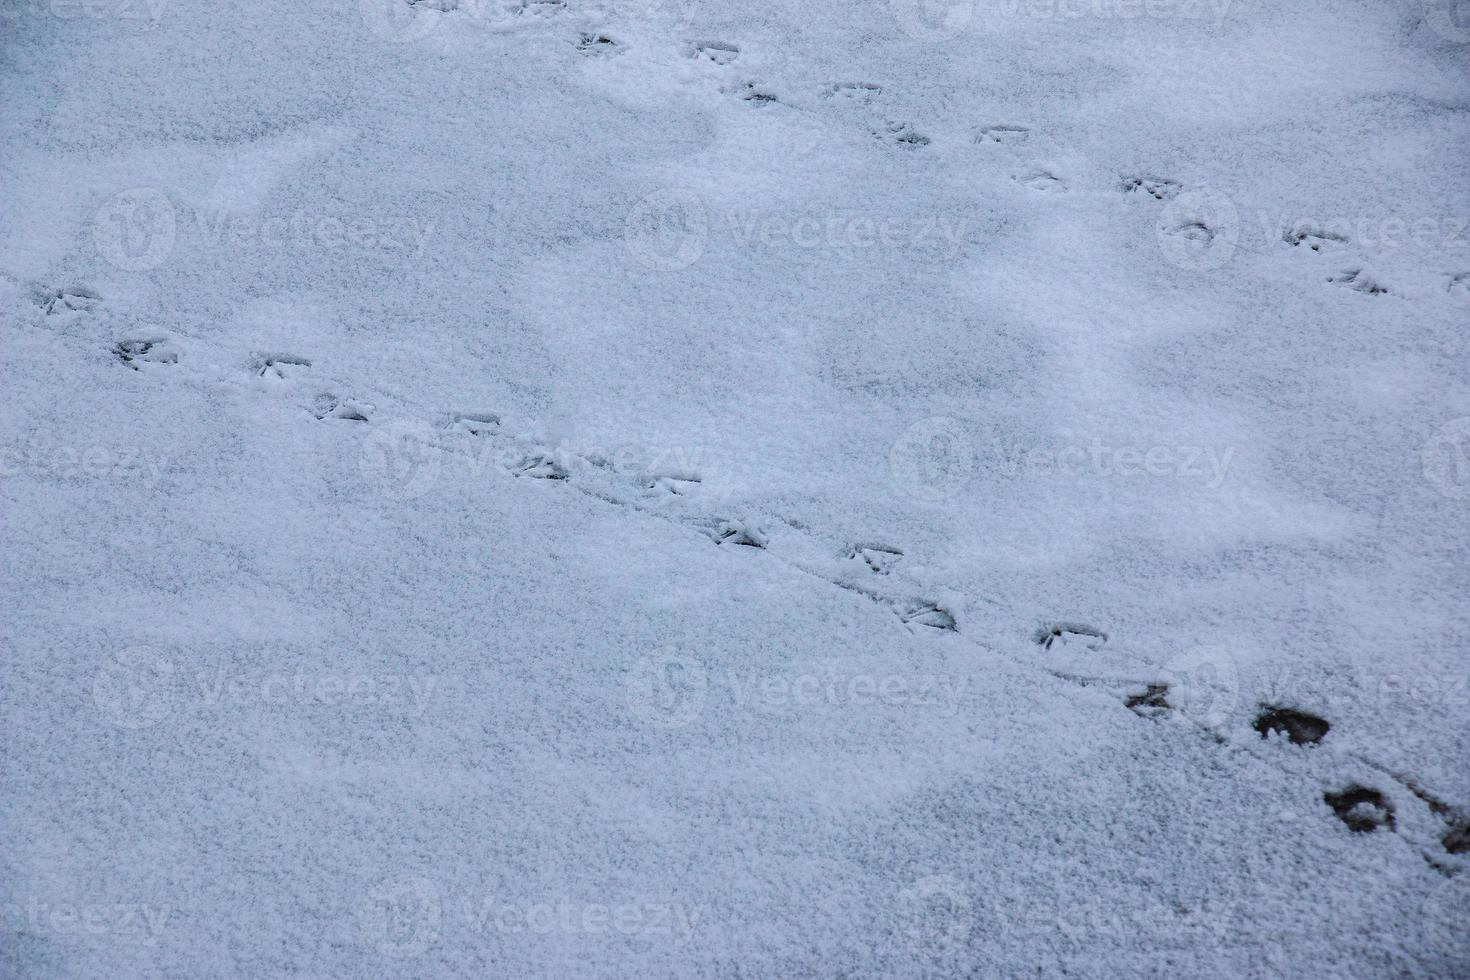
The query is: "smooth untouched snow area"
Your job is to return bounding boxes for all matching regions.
[2,0,1469,975]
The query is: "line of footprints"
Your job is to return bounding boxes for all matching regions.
[34,0,1470,875]
[37,278,1467,877]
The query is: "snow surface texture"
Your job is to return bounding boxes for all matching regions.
[2,0,1469,975]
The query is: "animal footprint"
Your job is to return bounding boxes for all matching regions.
[1443,821,1470,854]
[1327,269,1388,295]
[576,33,621,56]
[713,520,767,548]
[877,122,929,147]
[1120,175,1180,200]
[1164,220,1218,246]
[251,353,311,381]
[1253,706,1329,746]
[1324,785,1394,833]
[514,0,563,16]
[1126,683,1171,719]
[824,81,880,105]
[1283,225,1348,252]
[900,600,957,632]
[1018,170,1065,192]
[843,543,903,575]
[113,339,177,370]
[311,394,369,422]
[690,41,739,65]
[738,81,778,105]
[1034,623,1107,651]
[40,286,100,314]
[443,412,500,435]
[642,470,701,497]
[514,453,568,480]
[977,126,1029,145]
[1447,272,1470,295]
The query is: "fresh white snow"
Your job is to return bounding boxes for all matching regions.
[2,0,1469,975]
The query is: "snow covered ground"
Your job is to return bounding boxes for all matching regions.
[2,0,1469,974]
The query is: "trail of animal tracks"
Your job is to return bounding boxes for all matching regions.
[2,0,1469,975]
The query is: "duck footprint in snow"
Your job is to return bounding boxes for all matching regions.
[1253,706,1330,746]
[1034,623,1107,651]
[843,543,903,575]
[312,393,370,422]
[442,412,500,435]
[1328,269,1388,295]
[689,41,738,65]
[642,470,701,497]
[1283,225,1348,252]
[1448,272,1470,295]
[877,122,929,147]
[737,81,779,105]
[113,338,177,370]
[900,600,957,632]
[1125,683,1171,719]
[40,286,100,314]
[713,520,767,548]
[576,33,621,56]
[252,353,311,381]
[824,82,880,105]
[1018,170,1065,192]
[977,126,1029,145]
[1120,175,1180,200]
[1324,785,1395,833]
[514,452,568,480]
